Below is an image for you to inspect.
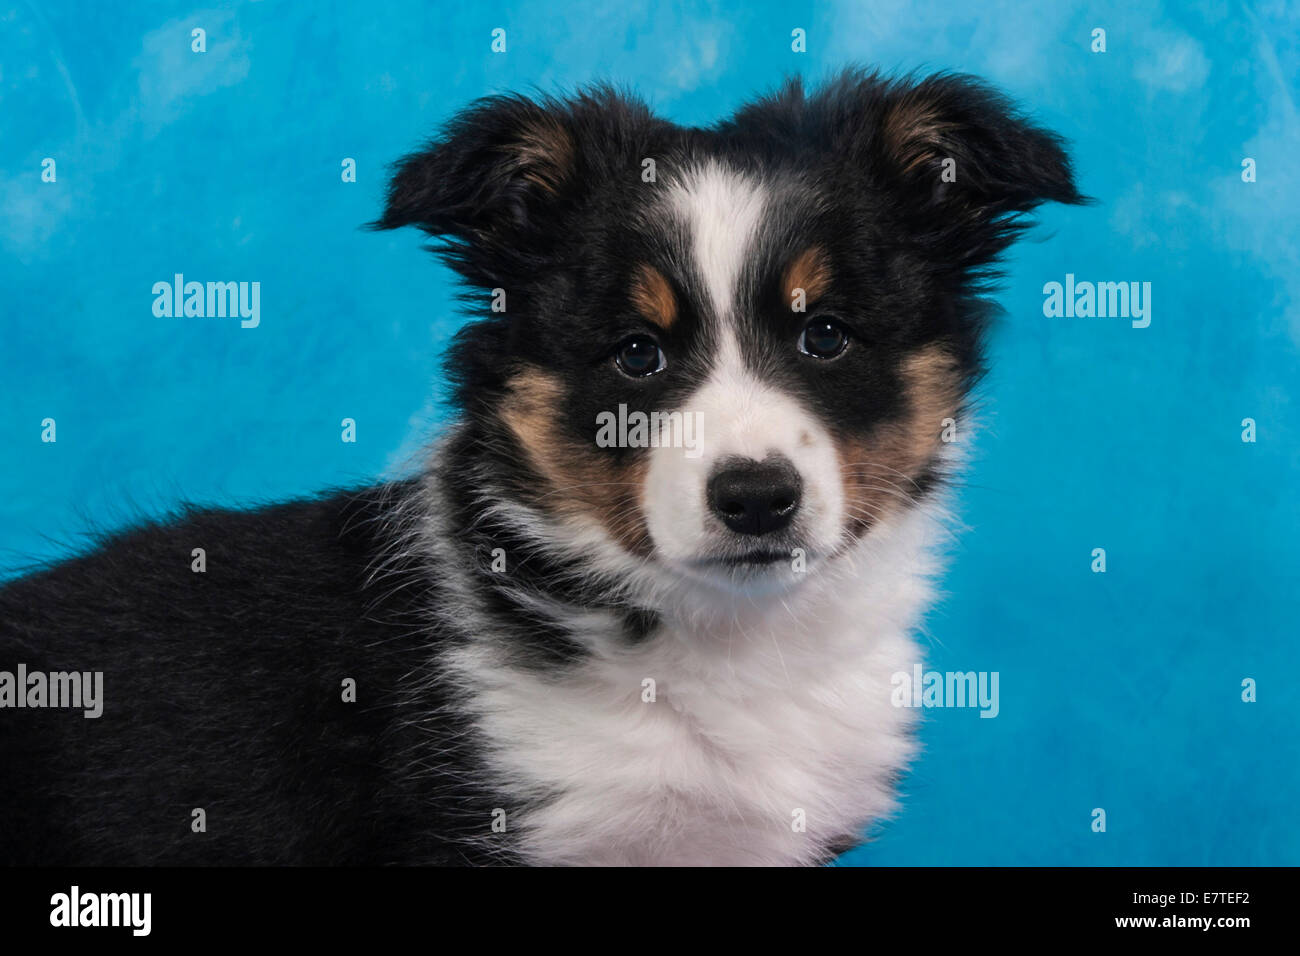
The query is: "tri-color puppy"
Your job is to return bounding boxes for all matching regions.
[0,70,1083,866]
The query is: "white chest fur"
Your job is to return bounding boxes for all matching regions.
[447,503,945,866]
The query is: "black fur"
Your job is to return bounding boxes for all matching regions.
[0,482,509,864]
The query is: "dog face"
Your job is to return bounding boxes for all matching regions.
[377,71,1083,594]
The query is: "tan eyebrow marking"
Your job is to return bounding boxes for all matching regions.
[783,245,832,306]
[630,264,678,330]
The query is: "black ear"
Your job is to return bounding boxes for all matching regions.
[373,93,580,286]
[790,71,1087,270]
[876,75,1082,201]
[870,73,1087,265]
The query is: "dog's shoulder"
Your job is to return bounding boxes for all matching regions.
[0,480,504,865]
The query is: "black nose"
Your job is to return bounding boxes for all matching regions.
[707,457,802,536]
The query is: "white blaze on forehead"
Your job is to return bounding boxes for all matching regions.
[647,162,846,580]
[666,161,769,321]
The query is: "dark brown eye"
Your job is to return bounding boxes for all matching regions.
[798,318,849,359]
[615,335,666,377]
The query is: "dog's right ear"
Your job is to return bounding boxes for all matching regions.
[372,94,578,285]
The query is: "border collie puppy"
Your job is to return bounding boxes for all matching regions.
[0,70,1083,866]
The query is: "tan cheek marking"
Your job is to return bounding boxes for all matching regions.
[783,245,832,306]
[499,368,653,556]
[630,264,677,331]
[836,345,963,537]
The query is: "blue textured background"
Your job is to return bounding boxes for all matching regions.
[2,1,1297,865]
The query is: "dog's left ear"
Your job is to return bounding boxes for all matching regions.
[790,72,1087,269]
[867,73,1088,264]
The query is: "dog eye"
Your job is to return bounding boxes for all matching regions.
[614,335,667,377]
[798,318,849,359]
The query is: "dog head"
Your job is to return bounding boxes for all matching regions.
[376,70,1084,595]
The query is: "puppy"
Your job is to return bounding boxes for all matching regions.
[0,70,1083,865]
